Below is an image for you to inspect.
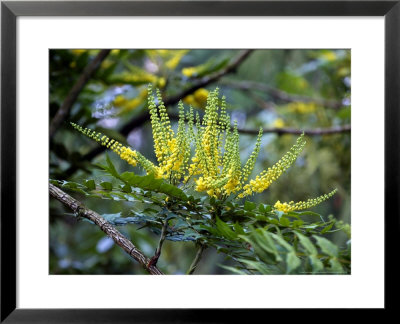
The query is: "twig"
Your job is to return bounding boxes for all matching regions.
[186,244,205,275]
[221,80,344,110]
[238,124,351,136]
[49,183,164,275]
[147,218,169,268]
[49,49,111,138]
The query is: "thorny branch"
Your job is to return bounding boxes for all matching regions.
[49,183,164,275]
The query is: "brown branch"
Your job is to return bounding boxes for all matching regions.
[221,80,344,110]
[238,124,351,136]
[49,49,111,138]
[49,183,164,275]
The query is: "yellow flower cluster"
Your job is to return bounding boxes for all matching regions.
[274,189,338,213]
[72,87,335,208]
[185,89,244,198]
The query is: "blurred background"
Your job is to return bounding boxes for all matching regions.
[49,49,351,274]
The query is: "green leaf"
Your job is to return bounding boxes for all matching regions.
[215,217,237,240]
[260,204,272,213]
[218,264,248,275]
[234,222,246,236]
[235,259,272,274]
[309,255,324,273]
[105,154,120,179]
[270,233,293,252]
[321,222,334,234]
[100,182,113,190]
[292,220,304,228]
[295,232,317,255]
[240,229,282,264]
[279,217,291,227]
[84,179,96,190]
[287,251,301,273]
[121,184,132,193]
[244,201,256,211]
[119,172,188,201]
[313,235,338,257]
[329,258,344,273]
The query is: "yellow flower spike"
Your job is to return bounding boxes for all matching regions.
[70,123,141,168]
[274,189,338,213]
[241,128,263,184]
[238,133,306,198]
[156,88,174,144]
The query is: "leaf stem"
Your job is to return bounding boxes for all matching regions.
[187,244,205,274]
[148,217,169,267]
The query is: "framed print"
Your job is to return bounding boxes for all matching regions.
[1,0,398,322]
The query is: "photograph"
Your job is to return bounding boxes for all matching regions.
[49,49,351,275]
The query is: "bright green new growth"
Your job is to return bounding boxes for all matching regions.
[71,85,337,212]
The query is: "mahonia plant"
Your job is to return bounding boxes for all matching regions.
[71,85,337,213]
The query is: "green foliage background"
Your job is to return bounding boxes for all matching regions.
[50,49,350,274]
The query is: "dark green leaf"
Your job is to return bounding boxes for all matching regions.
[321,222,334,234]
[287,251,301,273]
[314,235,338,257]
[244,201,256,211]
[295,232,317,255]
[309,255,324,273]
[279,217,291,227]
[100,182,113,190]
[215,217,237,240]
[84,179,96,190]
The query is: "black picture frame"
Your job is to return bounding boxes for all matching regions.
[1,0,398,321]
